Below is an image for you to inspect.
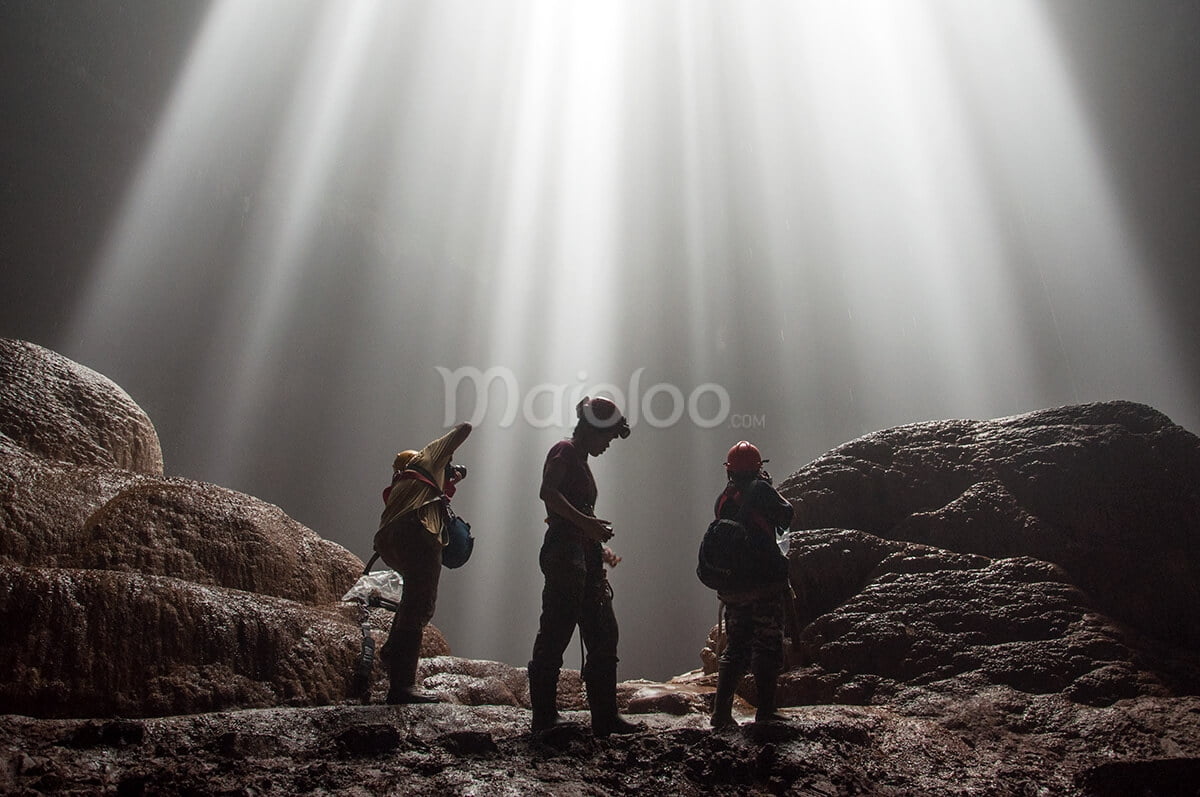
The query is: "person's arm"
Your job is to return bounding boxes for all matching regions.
[540,456,613,543]
[748,479,792,529]
[423,422,472,471]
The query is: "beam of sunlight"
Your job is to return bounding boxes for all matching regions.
[65,0,1197,679]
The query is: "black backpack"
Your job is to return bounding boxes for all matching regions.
[697,518,751,591]
[696,487,788,592]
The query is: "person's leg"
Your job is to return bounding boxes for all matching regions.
[579,574,642,737]
[528,537,586,731]
[712,600,754,729]
[375,520,442,704]
[749,597,786,723]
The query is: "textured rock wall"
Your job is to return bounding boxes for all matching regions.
[0,566,360,717]
[0,339,449,718]
[0,338,162,475]
[1,455,361,605]
[771,401,1200,706]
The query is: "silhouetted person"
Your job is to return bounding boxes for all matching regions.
[528,397,643,736]
[374,422,471,704]
[710,440,794,729]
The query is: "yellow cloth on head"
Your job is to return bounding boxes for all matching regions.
[379,428,461,542]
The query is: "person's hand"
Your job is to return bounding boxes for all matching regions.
[583,517,614,543]
[602,546,622,568]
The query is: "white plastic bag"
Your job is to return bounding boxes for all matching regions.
[341,569,404,605]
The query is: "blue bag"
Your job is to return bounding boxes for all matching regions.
[442,505,474,569]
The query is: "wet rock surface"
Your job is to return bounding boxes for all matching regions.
[1,456,362,605]
[0,341,429,719]
[3,692,1200,795]
[770,401,1200,708]
[779,401,1200,650]
[0,338,163,475]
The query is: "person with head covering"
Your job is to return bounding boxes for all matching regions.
[374,421,471,704]
[527,396,643,737]
[708,440,794,729]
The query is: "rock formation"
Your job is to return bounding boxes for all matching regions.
[0,338,449,718]
[769,401,1200,707]
[0,338,163,475]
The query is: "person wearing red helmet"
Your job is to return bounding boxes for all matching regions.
[710,440,794,729]
[527,396,643,737]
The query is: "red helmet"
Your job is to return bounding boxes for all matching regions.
[577,396,631,438]
[725,441,765,473]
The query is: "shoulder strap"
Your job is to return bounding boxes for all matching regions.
[732,480,773,533]
[398,464,442,494]
[716,485,743,520]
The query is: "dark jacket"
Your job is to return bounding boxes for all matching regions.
[713,477,794,594]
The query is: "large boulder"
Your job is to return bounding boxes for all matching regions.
[0,566,357,717]
[0,340,464,718]
[772,401,1200,706]
[0,455,361,604]
[0,338,163,475]
[0,565,452,718]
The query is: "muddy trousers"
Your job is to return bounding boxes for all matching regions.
[714,595,785,723]
[373,517,442,699]
[528,534,619,729]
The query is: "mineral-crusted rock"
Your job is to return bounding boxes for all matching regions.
[0,565,355,717]
[0,339,453,718]
[72,476,362,605]
[0,456,142,566]
[0,338,163,475]
[0,456,360,604]
[780,401,1200,651]
[780,531,1184,706]
[0,564,453,719]
[624,680,713,716]
[414,656,539,708]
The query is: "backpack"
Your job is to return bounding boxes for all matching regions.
[696,487,788,592]
[697,518,753,591]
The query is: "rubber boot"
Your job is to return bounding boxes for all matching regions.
[528,666,563,732]
[709,664,741,731]
[384,626,440,705]
[752,666,785,723]
[585,670,645,738]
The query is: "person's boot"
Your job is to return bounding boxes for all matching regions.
[752,666,785,723]
[585,669,645,738]
[384,626,440,705]
[528,666,564,732]
[709,664,741,731]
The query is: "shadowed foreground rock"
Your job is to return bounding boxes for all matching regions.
[761,401,1200,710]
[3,692,1199,795]
[780,401,1200,650]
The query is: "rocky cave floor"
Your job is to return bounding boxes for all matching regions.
[5,688,1200,796]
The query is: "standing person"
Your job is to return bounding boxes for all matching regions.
[709,440,794,729]
[374,421,472,704]
[527,396,643,737]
